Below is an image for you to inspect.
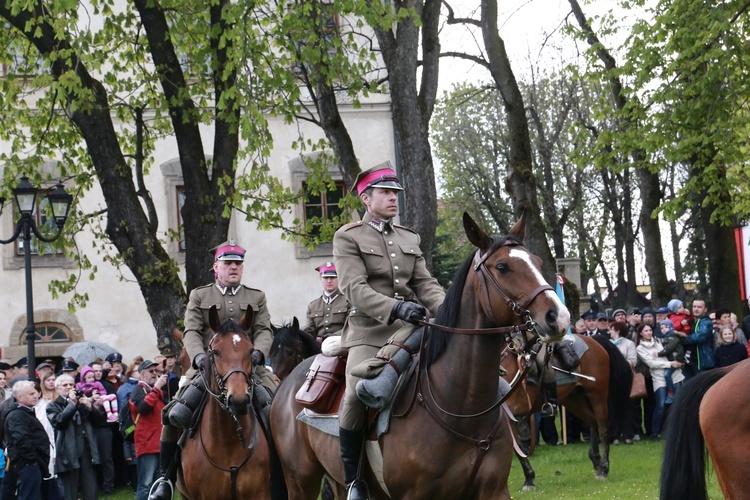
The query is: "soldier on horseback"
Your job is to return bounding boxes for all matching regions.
[149,240,277,500]
[332,162,445,500]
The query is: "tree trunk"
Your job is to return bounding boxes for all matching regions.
[568,0,670,306]
[480,0,556,282]
[372,0,442,271]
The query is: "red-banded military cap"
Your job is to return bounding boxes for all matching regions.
[352,161,404,196]
[316,262,337,277]
[211,239,246,262]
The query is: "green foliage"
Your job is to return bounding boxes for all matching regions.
[619,0,750,223]
[0,0,388,312]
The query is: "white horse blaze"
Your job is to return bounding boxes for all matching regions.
[508,248,571,330]
[232,333,241,346]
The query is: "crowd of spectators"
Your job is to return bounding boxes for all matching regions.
[541,296,750,448]
[561,296,750,445]
[0,349,180,499]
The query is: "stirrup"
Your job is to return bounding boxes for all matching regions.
[539,402,557,418]
[148,477,174,500]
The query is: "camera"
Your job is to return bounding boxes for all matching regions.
[75,389,84,398]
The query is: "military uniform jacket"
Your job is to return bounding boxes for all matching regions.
[304,292,350,339]
[333,211,445,348]
[183,283,273,379]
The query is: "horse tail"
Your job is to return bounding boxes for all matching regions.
[659,366,732,500]
[590,335,632,414]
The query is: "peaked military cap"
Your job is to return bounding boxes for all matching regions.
[316,262,337,277]
[211,239,246,262]
[581,310,597,320]
[352,161,404,195]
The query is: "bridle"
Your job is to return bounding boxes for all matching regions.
[424,240,552,338]
[199,330,259,499]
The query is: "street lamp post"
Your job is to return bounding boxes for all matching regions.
[0,176,73,379]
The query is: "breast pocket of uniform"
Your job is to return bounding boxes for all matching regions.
[399,244,422,274]
[358,244,388,274]
[331,307,348,325]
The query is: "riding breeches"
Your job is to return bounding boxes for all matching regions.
[340,344,379,432]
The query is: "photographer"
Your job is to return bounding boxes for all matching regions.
[46,374,104,500]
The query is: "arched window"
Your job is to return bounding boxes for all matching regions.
[20,322,72,344]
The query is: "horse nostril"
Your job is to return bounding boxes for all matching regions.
[545,309,558,329]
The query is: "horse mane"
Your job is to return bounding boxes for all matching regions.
[271,322,321,357]
[424,235,521,367]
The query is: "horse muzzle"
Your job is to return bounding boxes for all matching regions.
[227,393,251,415]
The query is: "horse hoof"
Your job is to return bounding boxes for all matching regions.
[594,474,608,481]
[522,485,537,492]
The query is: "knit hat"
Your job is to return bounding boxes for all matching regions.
[667,299,683,314]
[80,365,94,380]
[660,319,674,331]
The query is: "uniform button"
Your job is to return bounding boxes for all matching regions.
[388,241,393,245]
[410,249,414,253]
[394,266,399,271]
[228,300,233,304]
[395,279,400,284]
[370,249,375,253]
[378,315,383,320]
[391,253,396,257]
[325,320,329,323]
[229,308,234,312]
[384,231,389,235]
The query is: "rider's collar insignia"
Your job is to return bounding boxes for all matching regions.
[368,218,392,233]
[216,283,241,296]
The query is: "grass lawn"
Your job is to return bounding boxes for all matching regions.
[106,436,723,499]
[507,438,723,499]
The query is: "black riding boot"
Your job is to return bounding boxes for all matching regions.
[539,382,558,418]
[339,427,369,500]
[148,440,179,500]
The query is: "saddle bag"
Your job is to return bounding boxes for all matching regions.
[295,354,346,413]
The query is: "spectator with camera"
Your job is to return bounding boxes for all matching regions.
[46,374,104,500]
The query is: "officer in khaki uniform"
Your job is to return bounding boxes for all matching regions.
[304,262,350,340]
[149,240,276,500]
[333,162,445,500]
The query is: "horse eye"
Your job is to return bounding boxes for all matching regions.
[212,350,221,357]
[495,263,510,273]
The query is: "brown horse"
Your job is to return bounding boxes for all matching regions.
[269,317,321,381]
[269,212,571,499]
[176,306,280,499]
[502,334,632,489]
[660,358,750,500]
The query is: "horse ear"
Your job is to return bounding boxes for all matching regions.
[463,212,493,252]
[209,305,221,332]
[292,317,299,331]
[239,307,254,332]
[509,210,526,241]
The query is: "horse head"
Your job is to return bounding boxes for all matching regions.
[270,317,321,381]
[207,305,255,415]
[462,212,570,343]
